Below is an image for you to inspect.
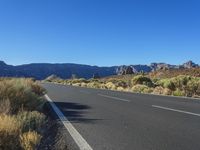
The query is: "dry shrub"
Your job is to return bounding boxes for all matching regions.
[105,82,116,90]
[0,78,46,149]
[131,85,153,93]
[31,82,46,96]
[87,82,101,88]
[20,131,42,150]
[99,83,106,89]
[153,86,164,95]
[72,83,81,86]
[0,114,21,149]
[152,86,172,95]
[0,99,11,114]
[162,88,172,95]
[0,78,45,113]
[17,111,46,133]
[117,87,125,91]
[81,82,87,87]
[116,80,128,88]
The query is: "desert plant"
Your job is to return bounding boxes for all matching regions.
[31,82,46,96]
[132,75,154,87]
[20,131,42,150]
[157,79,176,91]
[171,75,191,90]
[17,111,46,133]
[105,82,116,90]
[0,78,45,113]
[0,114,21,149]
[116,86,126,91]
[87,82,101,88]
[0,78,47,149]
[152,86,164,95]
[163,88,172,95]
[131,85,153,93]
[173,89,185,97]
[72,83,81,86]
[115,80,128,88]
[80,82,87,87]
[0,99,11,114]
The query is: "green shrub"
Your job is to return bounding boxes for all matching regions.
[173,89,185,97]
[157,79,176,91]
[17,111,46,133]
[185,78,200,97]
[171,75,191,90]
[132,75,154,87]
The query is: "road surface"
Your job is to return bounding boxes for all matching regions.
[42,83,200,150]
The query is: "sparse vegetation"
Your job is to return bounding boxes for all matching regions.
[0,78,47,150]
[46,69,200,99]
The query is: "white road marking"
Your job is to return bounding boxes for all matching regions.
[44,94,93,150]
[152,105,200,117]
[80,90,90,94]
[98,94,130,102]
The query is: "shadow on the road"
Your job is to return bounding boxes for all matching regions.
[54,102,102,124]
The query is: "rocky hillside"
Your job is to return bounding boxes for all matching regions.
[116,61,199,75]
[0,60,199,79]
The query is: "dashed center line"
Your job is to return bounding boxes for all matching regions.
[98,94,130,102]
[152,105,200,117]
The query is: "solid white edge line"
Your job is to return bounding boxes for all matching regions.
[44,94,93,150]
[152,105,200,117]
[98,94,130,102]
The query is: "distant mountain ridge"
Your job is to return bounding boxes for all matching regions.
[0,60,199,79]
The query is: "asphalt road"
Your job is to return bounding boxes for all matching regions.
[42,83,200,150]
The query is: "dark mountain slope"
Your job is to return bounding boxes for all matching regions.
[0,60,198,80]
[0,62,117,79]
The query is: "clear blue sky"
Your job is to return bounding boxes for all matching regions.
[0,0,199,66]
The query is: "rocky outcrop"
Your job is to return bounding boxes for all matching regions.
[182,61,199,69]
[116,66,135,75]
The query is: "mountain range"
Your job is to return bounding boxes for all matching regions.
[0,60,198,80]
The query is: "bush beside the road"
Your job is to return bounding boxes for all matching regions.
[20,131,42,150]
[0,78,47,150]
[47,75,200,98]
[131,85,153,93]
